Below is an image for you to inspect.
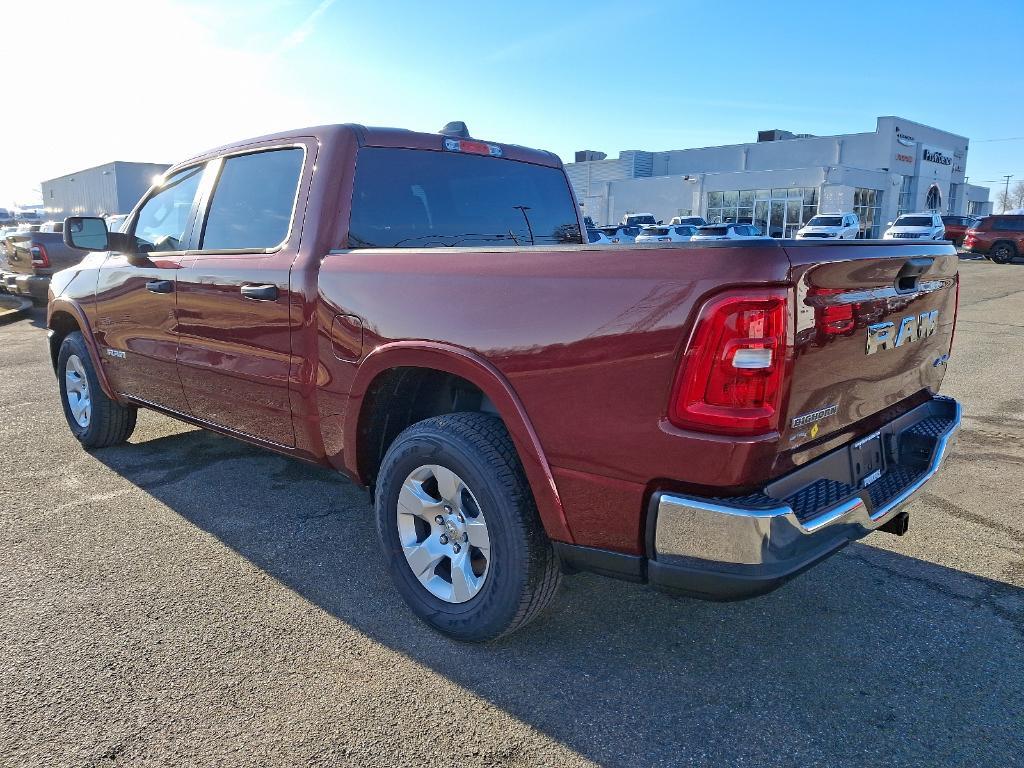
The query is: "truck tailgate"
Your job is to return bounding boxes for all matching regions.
[4,232,37,275]
[782,241,958,451]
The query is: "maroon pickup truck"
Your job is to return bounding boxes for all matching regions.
[48,122,961,641]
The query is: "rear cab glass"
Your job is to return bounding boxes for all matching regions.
[348,148,582,248]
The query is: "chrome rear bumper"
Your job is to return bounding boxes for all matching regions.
[647,396,961,599]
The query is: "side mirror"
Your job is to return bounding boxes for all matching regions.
[64,216,110,251]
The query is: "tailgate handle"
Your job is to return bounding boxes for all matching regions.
[895,257,933,293]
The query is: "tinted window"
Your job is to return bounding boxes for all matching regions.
[674,226,695,236]
[700,226,730,236]
[348,148,582,248]
[133,166,204,252]
[201,148,304,250]
[993,217,1024,232]
[808,216,842,227]
[895,216,932,227]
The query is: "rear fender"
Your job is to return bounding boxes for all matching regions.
[47,298,121,403]
[345,341,573,543]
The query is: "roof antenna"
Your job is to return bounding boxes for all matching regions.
[439,121,471,139]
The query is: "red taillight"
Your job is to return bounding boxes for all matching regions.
[30,243,49,268]
[669,288,790,435]
[443,137,503,157]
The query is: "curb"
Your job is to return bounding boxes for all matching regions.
[0,295,33,324]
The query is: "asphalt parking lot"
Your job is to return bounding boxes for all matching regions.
[2,257,1023,767]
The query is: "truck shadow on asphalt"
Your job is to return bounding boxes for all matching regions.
[92,427,1024,766]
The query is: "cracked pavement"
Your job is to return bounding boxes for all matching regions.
[1,258,1023,767]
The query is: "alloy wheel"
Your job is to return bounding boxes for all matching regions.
[64,354,91,428]
[396,464,491,603]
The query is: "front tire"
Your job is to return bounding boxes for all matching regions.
[375,412,561,642]
[57,332,137,448]
[990,241,1017,264]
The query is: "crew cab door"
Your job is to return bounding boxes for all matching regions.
[92,165,205,412]
[174,145,309,446]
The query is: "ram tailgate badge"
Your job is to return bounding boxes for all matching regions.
[866,310,939,355]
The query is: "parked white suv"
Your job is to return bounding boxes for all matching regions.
[621,213,658,227]
[883,213,945,241]
[635,224,698,243]
[598,225,641,244]
[670,215,707,227]
[690,223,766,241]
[797,213,860,240]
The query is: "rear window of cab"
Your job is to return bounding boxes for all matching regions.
[348,148,582,248]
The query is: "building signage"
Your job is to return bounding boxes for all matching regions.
[922,147,953,166]
[896,129,916,147]
[895,152,914,165]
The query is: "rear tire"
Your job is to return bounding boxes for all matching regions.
[375,412,561,642]
[57,332,137,448]
[990,242,1016,264]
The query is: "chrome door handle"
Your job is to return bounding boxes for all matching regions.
[240,284,279,301]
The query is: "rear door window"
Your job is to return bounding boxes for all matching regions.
[200,147,304,251]
[348,148,582,248]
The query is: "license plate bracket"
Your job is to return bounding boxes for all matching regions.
[850,431,885,488]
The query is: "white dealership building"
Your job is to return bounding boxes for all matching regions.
[566,116,992,238]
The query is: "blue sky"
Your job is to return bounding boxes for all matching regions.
[5,0,1022,207]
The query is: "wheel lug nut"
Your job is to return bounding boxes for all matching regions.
[443,505,453,513]
[434,515,444,524]
[453,543,461,554]
[461,532,468,543]
[439,534,449,545]
[457,513,465,523]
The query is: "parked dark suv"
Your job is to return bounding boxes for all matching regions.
[963,215,1024,263]
[941,215,977,247]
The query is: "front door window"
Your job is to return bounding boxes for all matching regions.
[132,166,204,253]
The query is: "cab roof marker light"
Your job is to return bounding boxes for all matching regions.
[443,138,502,157]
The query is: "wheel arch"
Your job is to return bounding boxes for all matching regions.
[344,342,573,543]
[47,298,120,402]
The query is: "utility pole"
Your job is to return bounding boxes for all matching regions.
[1003,175,1013,211]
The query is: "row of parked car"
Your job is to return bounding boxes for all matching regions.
[584,211,1020,262]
